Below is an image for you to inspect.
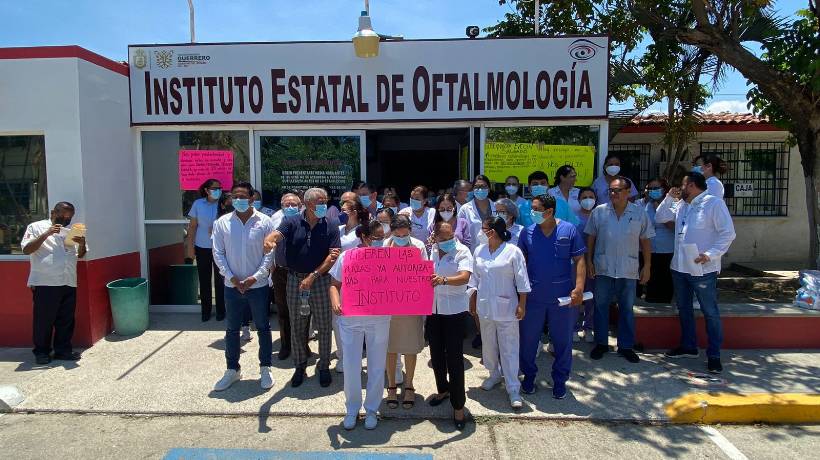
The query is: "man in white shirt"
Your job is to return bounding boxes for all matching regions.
[655,172,736,374]
[21,202,87,365]
[212,183,276,391]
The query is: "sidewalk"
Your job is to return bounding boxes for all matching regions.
[1,313,818,422]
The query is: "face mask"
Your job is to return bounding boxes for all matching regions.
[648,189,664,200]
[233,199,250,213]
[283,206,299,217]
[359,195,372,207]
[438,238,457,253]
[605,165,621,176]
[473,188,489,200]
[410,198,423,211]
[381,223,391,234]
[339,212,349,225]
[370,239,384,248]
[466,191,474,201]
[531,210,546,225]
[505,185,519,196]
[496,211,508,222]
[252,201,262,210]
[53,216,72,227]
[209,189,222,200]
[580,198,596,211]
[314,204,328,218]
[530,185,548,197]
[439,211,454,221]
[392,235,410,247]
[390,206,398,215]
[478,232,489,244]
[692,165,703,174]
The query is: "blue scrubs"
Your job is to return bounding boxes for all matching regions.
[517,220,586,391]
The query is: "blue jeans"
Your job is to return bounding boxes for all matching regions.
[671,270,722,358]
[225,286,272,370]
[593,276,637,349]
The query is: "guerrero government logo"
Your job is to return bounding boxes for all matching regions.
[154,50,174,69]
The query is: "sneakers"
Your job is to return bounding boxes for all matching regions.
[664,347,699,359]
[617,348,641,363]
[260,366,274,390]
[583,330,595,343]
[509,392,524,409]
[335,359,344,373]
[708,357,723,374]
[343,413,357,430]
[241,326,252,343]
[319,369,332,387]
[213,369,241,392]
[590,344,609,360]
[553,381,567,400]
[481,375,503,391]
[364,411,378,430]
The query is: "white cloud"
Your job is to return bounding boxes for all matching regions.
[705,100,750,113]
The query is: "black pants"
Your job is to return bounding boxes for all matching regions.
[194,246,224,317]
[32,285,76,357]
[427,311,469,410]
[272,266,291,352]
[646,253,674,303]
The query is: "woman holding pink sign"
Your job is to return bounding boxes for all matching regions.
[328,220,390,431]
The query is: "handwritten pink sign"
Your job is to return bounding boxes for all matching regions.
[178,150,234,191]
[341,246,434,316]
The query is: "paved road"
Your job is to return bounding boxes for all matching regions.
[1,413,817,459]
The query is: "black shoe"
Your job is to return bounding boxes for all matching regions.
[590,344,608,360]
[53,351,81,361]
[707,357,723,374]
[291,367,307,387]
[471,334,482,349]
[665,347,699,359]
[429,393,450,407]
[454,414,466,430]
[278,347,291,361]
[319,369,332,387]
[35,355,51,365]
[617,348,640,363]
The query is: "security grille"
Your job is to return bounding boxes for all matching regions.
[608,144,650,190]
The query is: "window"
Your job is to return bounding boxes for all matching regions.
[700,142,789,216]
[0,135,47,254]
[608,144,650,190]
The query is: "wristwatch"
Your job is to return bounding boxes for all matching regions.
[312,271,320,279]
[443,276,448,285]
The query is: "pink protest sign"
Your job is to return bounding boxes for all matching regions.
[341,246,434,316]
[178,150,234,190]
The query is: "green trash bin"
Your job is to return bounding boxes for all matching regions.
[169,264,199,305]
[107,278,150,336]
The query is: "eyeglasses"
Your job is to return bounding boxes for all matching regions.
[439,207,455,213]
[474,186,489,190]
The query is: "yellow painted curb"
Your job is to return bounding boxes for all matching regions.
[666,393,820,424]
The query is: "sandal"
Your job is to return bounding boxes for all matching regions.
[385,386,399,409]
[402,387,416,409]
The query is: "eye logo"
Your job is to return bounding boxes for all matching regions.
[568,39,604,61]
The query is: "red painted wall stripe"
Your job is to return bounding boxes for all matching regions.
[0,45,129,77]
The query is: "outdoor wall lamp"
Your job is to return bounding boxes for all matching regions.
[353,0,402,58]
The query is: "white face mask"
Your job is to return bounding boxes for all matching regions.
[381,223,391,235]
[439,211,454,221]
[478,232,489,244]
[605,165,621,176]
[580,198,596,210]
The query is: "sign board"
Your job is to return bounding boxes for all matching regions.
[128,37,609,124]
[340,246,434,316]
[734,182,754,197]
[484,142,595,186]
[178,150,233,190]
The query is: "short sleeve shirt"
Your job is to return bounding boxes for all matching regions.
[277,215,341,273]
[21,220,80,287]
[584,202,655,279]
[188,198,219,249]
[518,220,586,305]
[431,241,474,315]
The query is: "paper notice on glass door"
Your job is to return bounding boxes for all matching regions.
[681,243,704,276]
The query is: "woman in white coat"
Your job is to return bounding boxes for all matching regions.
[329,220,390,430]
[469,216,531,409]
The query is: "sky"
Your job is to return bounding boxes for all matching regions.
[0,0,808,114]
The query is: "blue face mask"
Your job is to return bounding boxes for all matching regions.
[370,239,384,248]
[531,210,545,225]
[438,237,457,253]
[505,185,519,196]
[466,191,474,201]
[314,204,328,218]
[648,189,664,200]
[392,235,410,246]
[283,206,299,217]
[530,185,548,197]
[209,189,222,200]
[473,188,489,200]
[409,198,423,211]
[233,199,250,213]
[252,201,262,210]
[339,212,349,225]
[359,195,372,207]
[692,165,703,174]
